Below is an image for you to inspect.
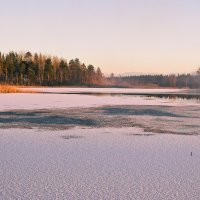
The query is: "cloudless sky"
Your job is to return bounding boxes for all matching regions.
[1,0,200,74]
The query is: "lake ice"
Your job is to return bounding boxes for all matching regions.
[0,88,199,200]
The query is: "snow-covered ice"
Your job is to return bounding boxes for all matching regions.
[0,88,199,199]
[0,92,199,112]
[21,87,183,94]
[0,128,200,200]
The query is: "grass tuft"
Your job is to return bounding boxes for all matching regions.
[0,85,37,93]
[0,85,21,93]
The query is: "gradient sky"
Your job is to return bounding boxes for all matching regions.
[1,0,200,74]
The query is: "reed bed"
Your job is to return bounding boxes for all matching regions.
[0,85,35,93]
[0,85,20,93]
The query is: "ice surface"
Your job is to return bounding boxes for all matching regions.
[0,92,198,112]
[0,128,200,200]
[0,88,199,199]
[0,105,199,135]
[21,87,183,94]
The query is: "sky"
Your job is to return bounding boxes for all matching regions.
[1,0,200,75]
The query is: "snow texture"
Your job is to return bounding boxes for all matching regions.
[0,128,200,200]
[0,88,199,199]
[0,92,198,112]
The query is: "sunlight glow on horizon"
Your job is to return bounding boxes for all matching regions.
[1,0,200,75]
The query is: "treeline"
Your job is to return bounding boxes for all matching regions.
[0,51,105,86]
[108,73,200,88]
[1,51,200,88]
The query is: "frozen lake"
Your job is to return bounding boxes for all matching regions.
[0,88,199,111]
[21,87,183,94]
[0,128,200,200]
[0,88,200,199]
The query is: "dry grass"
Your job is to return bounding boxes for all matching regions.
[0,85,21,93]
[0,85,36,93]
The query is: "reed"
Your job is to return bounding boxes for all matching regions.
[0,85,21,93]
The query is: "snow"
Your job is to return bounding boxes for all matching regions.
[0,88,199,199]
[21,87,183,94]
[0,92,198,111]
[0,128,200,200]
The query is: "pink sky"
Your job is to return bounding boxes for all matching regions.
[1,0,200,74]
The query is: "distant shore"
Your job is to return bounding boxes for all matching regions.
[0,84,189,94]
